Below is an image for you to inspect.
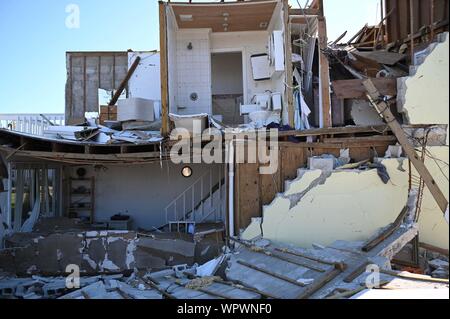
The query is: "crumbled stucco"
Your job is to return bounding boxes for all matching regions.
[251,159,410,248]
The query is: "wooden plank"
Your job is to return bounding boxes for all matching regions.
[171,1,277,32]
[362,206,409,252]
[419,242,449,256]
[236,163,260,230]
[280,146,305,183]
[296,268,342,299]
[274,247,345,269]
[351,50,406,66]
[160,1,169,137]
[380,268,449,284]
[363,79,448,214]
[323,135,397,144]
[332,78,397,100]
[283,0,294,127]
[289,8,319,16]
[343,261,371,283]
[108,56,141,106]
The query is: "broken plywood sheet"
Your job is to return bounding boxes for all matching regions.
[351,50,407,66]
[259,158,409,248]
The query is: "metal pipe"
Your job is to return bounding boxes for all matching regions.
[228,140,235,238]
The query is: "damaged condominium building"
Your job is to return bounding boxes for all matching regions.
[0,0,448,299]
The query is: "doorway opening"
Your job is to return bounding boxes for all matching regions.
[211,52,244,125]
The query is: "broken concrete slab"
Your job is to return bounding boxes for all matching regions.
[137,237,196,266]
[226,213,440,300]
[0,231,138,276]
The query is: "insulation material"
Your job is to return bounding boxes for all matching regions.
[246,159,410,248]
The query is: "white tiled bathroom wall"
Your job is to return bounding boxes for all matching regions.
[176,30,212,115]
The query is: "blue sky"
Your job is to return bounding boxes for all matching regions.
[0,0,379,114]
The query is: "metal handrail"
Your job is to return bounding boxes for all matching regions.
[165,167,224,227]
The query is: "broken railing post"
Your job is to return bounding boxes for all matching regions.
[363,78,449,215]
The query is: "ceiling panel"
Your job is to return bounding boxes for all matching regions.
[171,1,278,32]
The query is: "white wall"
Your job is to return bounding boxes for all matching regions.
[211,52,243,95]
[176,29,212,115]
[167,8,178,114]
[211,31,282,105]
[68,162,223,230]
[128,52,161,101]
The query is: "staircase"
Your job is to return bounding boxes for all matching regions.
[165,168,226,233]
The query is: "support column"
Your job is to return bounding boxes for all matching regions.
[159,1,170,137]
[317,0,332,128]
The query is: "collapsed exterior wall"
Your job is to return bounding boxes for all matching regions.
[242,158,410,248]
[397,32,449,250]
[0,230,201,276]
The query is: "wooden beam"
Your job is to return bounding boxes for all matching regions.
[318,16,332,127]
[159,1,170,137]
[283,0,294,127]
[332,78,397,100]
[296,268,343,299]
[362,206,409,252]
[108,56,141,106]
[363,79,448,214]
[289,8,319,16]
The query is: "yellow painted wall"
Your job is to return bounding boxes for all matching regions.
[401,33,449,250]
[261,159,410,248]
